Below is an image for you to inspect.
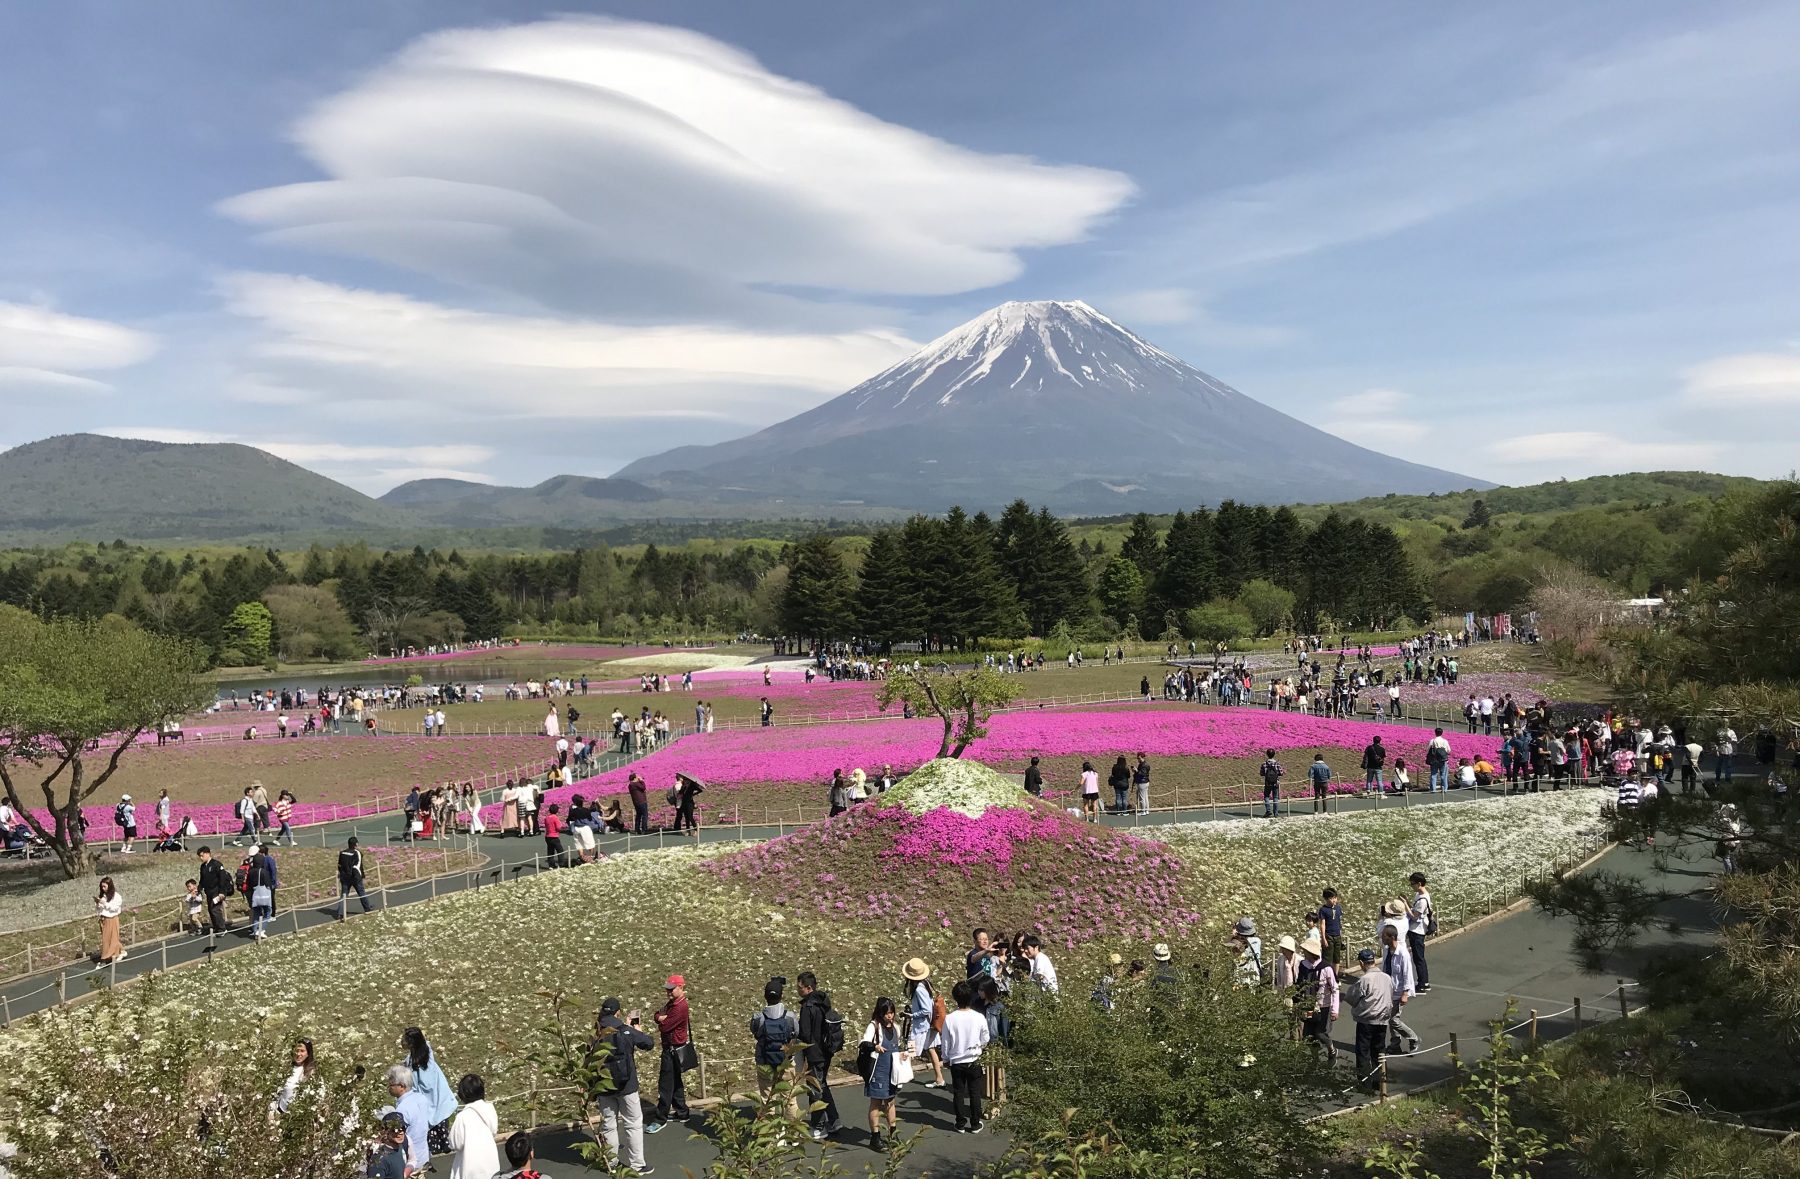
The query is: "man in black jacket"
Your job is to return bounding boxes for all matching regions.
[195,846,232,934]
[336,836,374,919]
[592,997,654,1174]
[1360,736,1387,794]
[795,972,841,1140]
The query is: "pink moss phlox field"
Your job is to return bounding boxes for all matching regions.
[704,799,1202,947]
[577,708,1459,796]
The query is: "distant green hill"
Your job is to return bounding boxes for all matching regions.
[0,434,417,543]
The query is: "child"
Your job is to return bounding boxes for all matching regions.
[183,879,204,934]
[366,1113,409,1179]
[499,1130,549,1179]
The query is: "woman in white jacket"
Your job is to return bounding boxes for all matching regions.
[447,1073,500,1179]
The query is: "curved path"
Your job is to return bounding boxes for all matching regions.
[0,781,1715,1176]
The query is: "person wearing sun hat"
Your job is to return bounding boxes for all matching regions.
[901,958,945,1088]
[1295,933,1340,1063]
[1228,916,1265,987]
[1273,934,1300,991]
[1149,942,1179,992]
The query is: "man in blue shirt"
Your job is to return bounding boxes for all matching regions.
[383,1064,432,1172]
[1309,753,1333,814]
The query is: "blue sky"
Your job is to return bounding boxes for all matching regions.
[2,1,1796,493]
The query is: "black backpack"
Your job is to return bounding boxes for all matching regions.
[114,803,129,826]
[821,1002,846,1056]
[595,1028,632,1091]
[753,1010,796,1069]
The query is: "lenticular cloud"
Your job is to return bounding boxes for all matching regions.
[220,17,1133,309]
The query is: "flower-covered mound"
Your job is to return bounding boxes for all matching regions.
[703,758,1200,947]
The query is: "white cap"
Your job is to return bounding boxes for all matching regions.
[120,793,132,801]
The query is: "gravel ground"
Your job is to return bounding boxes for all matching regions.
[0,854,207,936]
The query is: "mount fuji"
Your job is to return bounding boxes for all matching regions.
[615,300,1483,511]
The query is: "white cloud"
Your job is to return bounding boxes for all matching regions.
[1157,8,1800,276]
[218,17,1133,315]
[0,302,158,395]
[1320,387,1430,448]
[1681,352,1800,405]
[219,272,919,420]
[1100,288,1295,349]
[1486,431,1721,469]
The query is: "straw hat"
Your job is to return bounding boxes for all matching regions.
[902,957,931,982]
[1152,943,1172,963]
[1300,934,1323,958]
[1276,934,1297,954]
[1108,952,1123,967]
[1382,899,1407,917]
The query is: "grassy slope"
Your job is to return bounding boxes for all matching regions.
[0,791,1606,1116]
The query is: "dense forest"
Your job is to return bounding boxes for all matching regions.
[0,472,1772,664]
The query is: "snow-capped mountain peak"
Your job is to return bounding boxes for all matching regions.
[850,299,1211,413]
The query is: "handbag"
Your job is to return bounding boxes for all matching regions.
[250,885,273,908]
[409,819,425,834]
[676,1041,700,1072]
[855,1040,877,1081]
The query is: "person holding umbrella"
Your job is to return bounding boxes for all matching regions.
[674,773,703,835]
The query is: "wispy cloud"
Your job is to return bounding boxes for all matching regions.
[1681,351,1800,406]
[0,301,158,395]
[1319,388,1430,448]
[1487,431,1720,470]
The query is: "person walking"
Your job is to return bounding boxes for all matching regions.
[246,843,277,941]
[859,997,906,1152]
[674,775,702,835]
[196,846,232,935]
[1379,924,1420,1055]
[95,876,125,964]
[902,958,946,1087]
[796,971,843,1140]
[647,974,693,1132]
[1259,750,1284,818]
[750,976,800,1118]
[1309,753,1333,813]
[1346,949,1393,1090]
[1078,761,1101,821]
[940,980,991,1134]
[1360,736,1386,795]
[401,1026,459,1158]
[336,836,374,918]
[589,997,653,1173]
[1132,753,1151,815]
[1295,934,1339,1064]
[273,791,297,846]
[1407,872,1434,994]
[1714,725,1738,784]
[447,1074,501,1179]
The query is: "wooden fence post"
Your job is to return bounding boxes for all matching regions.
[1528,1009,1539,1046]
[1448,1032,1460,1072]
[1573,997,1582,1031]
[1617,982,1628,1020]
